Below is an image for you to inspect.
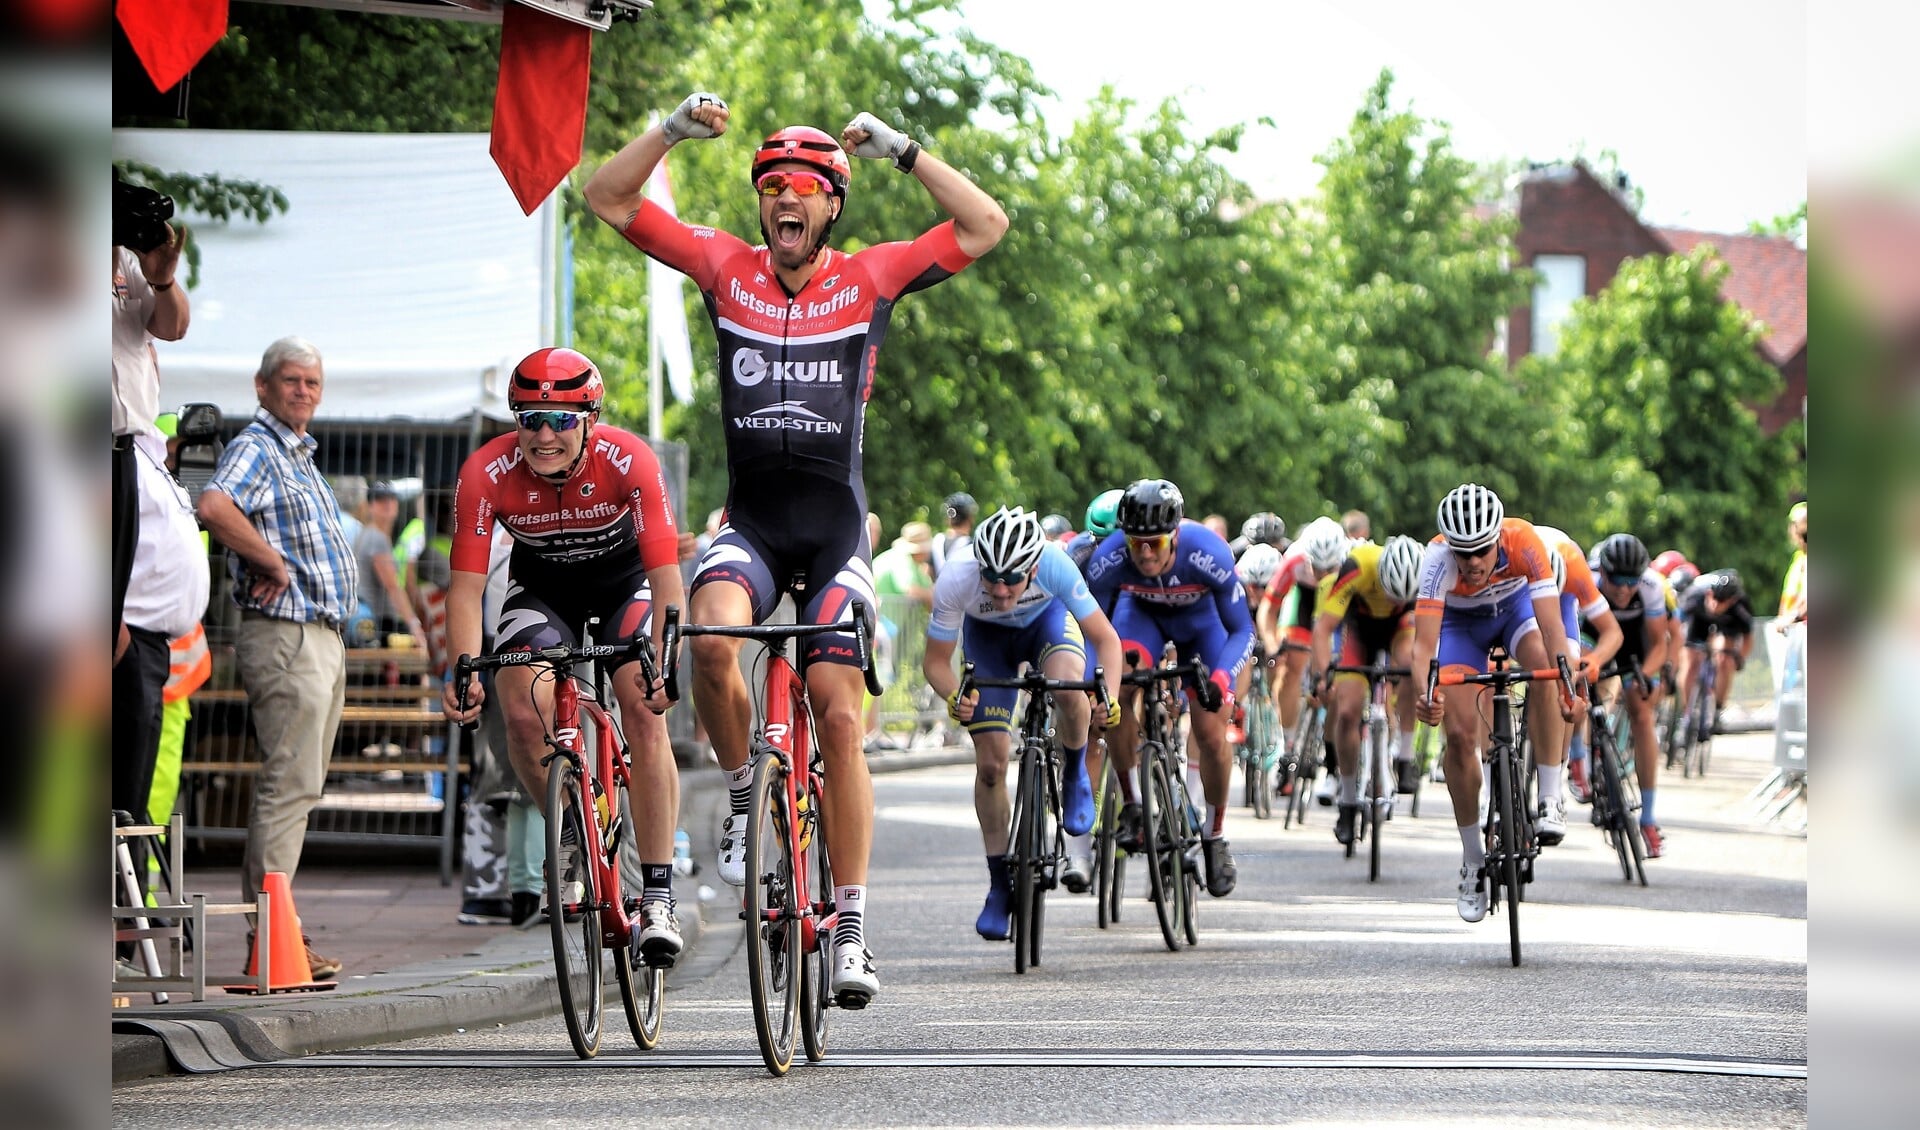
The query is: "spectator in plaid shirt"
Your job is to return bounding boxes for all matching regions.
[195,335,356,979]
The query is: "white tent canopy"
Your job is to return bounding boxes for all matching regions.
[113,129,560,423]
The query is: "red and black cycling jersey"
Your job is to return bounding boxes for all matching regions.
[450,425,680,589]
[619,201,975,483]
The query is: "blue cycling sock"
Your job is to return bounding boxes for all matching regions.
[1639,788,1656,826]
[1568,731,1588,764]
[985,853,1011,892]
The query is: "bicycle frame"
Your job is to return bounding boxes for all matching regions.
[1122,652,1212,952]
[960,662,1109,974]
[1330,654,1409,880]
[1430,653,1574,967]
[453,633,662,1058]
[660,602,882,1076]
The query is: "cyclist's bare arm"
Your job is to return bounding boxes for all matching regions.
[900,151,1008,257]
[584,95,730,229]
[441,568,488,720]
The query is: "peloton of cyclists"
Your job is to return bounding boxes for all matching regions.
[1255,515,1352,805]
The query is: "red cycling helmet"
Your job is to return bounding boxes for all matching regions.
[1650,549,1692,577]
[510,347,604,410]
[751,126,851,199]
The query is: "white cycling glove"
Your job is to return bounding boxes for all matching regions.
[661,92,727,145]
[843,111,920,171]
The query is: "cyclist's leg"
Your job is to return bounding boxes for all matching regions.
[1511,618,1568,842]
[492,583,574,812]
[687,527,781,777]
[1436,612,1498,841]
[1329,625,1367,804]
[967,723,1014,939]
[1039,614,1096,836]
[1389,614,1419,787]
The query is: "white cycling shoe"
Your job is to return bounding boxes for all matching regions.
[1536,797,1567,846]
[1456,865,1489,923]
[831,940,878,1009]
[717,812,749,888]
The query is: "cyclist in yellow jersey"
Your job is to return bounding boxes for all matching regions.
[1310,537,1422,846]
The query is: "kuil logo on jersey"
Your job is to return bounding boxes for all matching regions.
[732,349,842,388]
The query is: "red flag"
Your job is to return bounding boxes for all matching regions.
[117,0,228,93]
[490,3,593,216]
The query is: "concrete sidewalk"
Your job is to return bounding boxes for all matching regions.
[113,745,969,1083]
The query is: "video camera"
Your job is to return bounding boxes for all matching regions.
[113,174,175,254]
[170,402,223,506]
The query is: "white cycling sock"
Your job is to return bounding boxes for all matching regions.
[1398,730,1416,763]
[1459,823,1485,867]
[1339,774,1359,805]
[1070,831,1092,858]
[832,885,865,949]
[1538,765,1564,807]
[726,761,753,815]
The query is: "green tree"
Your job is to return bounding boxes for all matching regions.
[1522,246,1794,605]
[1286,69,1537,536]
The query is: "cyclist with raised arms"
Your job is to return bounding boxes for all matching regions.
[1085,479,1254,898]
[1311,534,1422,847]
[1530,525,1623,802]
[441,348,686,964]
[1411,484,1582,923]
[922,507,1124,938]
[585,93,1009,1007]
[1256,515,1350,805]
[1588,532,1673,857]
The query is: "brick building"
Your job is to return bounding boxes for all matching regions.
[1507,162,1806,434]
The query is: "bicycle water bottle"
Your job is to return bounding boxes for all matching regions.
[795,788,815,851]
[592,778,610,832]
[672,828,694,877]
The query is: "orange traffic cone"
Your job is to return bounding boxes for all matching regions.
[223,872,339,994]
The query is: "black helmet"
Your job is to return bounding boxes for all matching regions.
[1705,569,1745,602]
[1240,511,1286,547]
[1117,478,1184,537]
[1592,532,1650,579]
[943,491,978,525]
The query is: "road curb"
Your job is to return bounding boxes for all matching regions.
[114,743,968,1084]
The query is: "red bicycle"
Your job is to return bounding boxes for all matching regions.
[455,635,664,1059]
[661,602,882,1076]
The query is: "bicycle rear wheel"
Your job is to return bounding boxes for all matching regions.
[745,753,800,1076]
[1590,731,1635,883]
[609,781,664,1050]
[1011,741,1041,974]
[545,759,603,1058]
[1249,696,1277,821]
[1490,749,1524,967]
[1173,771,1198,948]
[799,775,833,1063]
[1368,721,1387,883]
[1138,743,1180,952]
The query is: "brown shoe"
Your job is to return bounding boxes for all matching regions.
[302,936,343,979]
[242,932,344,980]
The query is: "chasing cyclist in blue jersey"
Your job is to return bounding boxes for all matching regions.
[922,508,1123,940]
[1083,479,1253,897]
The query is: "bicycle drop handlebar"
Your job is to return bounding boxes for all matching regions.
[1120,649,1221,712]
[1426,653,1577,704]
[957,662,1113,714]
[451,636,661,731]
[658,601,885,701]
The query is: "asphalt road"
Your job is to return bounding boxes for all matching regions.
[114,732,1805,1128]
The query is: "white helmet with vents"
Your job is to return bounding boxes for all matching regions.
[973,506,1047,579]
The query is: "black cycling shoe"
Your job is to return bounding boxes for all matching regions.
[1115,802,1145,854]
[1201,838,1237,897]
[1394,758,1419,795]
[1334,803,1359,846]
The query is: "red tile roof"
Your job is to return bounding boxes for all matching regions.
[1652,227,1807,364]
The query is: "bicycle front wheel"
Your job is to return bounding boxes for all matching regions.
[745,753,800,1076]
[1011,741,1041,974]
[545,760,603,1058]
[1368,722,1387,883]
[1138,743,1180,952]
[609,780,664,1050]
[1249,697,1277,821]
[1095,761,1124,929]
[799,776,833,1063]
[1490,749,1525,967]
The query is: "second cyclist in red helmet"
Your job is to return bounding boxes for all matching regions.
[585,93,1008,1008]
[441,347,688,963]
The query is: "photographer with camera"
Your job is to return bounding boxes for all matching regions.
[113,177,190,649]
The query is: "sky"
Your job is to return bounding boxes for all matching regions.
[886,0,1808,234]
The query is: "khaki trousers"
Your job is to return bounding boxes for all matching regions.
[235,615,346,903]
